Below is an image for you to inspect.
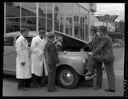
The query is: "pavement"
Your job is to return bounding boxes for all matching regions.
[2,47,124,97]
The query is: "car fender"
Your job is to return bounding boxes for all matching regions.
[57,55,86,76]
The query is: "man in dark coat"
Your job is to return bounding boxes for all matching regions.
[44,32,59,92]
[84,26,103,89]
[86,26,115,92]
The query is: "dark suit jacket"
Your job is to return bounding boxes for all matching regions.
[44,40,59,67]
[92,35,115,63]
[88,34,101,52]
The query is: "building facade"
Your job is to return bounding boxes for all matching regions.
[4,2,96,42]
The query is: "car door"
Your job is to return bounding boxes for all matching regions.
[3,36,16,72]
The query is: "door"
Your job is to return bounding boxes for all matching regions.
[4,36,16,72]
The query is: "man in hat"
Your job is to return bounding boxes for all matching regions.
[85,26,115,92]
[44,32,59,92]
[84,26,103,89]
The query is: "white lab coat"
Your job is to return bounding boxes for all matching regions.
[31,36,45,76]
[15,35,31,79]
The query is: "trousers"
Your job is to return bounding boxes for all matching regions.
[48,64,56,90]
[86,54,115,90]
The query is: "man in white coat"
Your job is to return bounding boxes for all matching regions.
[15,28,31,91]
[31,30,46,88]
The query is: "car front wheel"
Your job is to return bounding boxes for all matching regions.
[57,67,79,89]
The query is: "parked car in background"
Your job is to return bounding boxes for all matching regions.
[4,31,90,89]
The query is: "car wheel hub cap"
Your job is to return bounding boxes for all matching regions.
[61,71,74,85]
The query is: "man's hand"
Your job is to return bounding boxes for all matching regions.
[88,52,92,55]
[21,62,25,66]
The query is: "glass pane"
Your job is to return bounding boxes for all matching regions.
[39,17,46,32]
[39,3,46,18]
[47,19,52,32]
[47,3,53,19]
[64,3,73,35]
[85,24,88,41]
[54,4,59,21]
[21,17,36,31]
[4,37,14,46]
[60,21,64,33]
[6,2,20,17]
[74,24,79,38]
[6,17,20,33]
[55,21,59,31]
[73,4,79,23]
[21,3,36,16]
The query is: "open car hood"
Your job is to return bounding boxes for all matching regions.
[54,32,89,51]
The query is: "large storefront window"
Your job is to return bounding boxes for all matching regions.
[64,3,73,36]
[73,4,80,39]
[6,2,20,33]
[39,3,46,32]
[47,3,53,20]
[5,2,90,42]
[39,3,46,18]
[84,10,89,41]
[6,17,20,33]
[21,17,36,31]
[47,19,52,32]
[58,3,64,33]
[54,4,60,32]
[21,3,36,31]
[80,8,85,40]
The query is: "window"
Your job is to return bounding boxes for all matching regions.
[21,3,36,31]
[6,2,20,33]
[4,37,14,46]
[47,3,53,20]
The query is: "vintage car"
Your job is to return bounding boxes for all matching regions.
[4,31,90,89]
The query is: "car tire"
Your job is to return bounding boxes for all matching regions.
[57,66,79,89]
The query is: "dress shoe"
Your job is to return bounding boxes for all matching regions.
[48,89,58,92]
[94,86,102,90]
[104,89,115,92]
[85,74,95,80]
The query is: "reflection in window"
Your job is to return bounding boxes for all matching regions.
[64,3,73,36]
[74,25,79,38]
[55,21,59,32]
[47,19,52,32]
[54,5,59,21]
[54,4,60,32]
[4,37,14,46]
[58,3,64,33]
[21,3,36,16]
[21,17,36,31]
[6,18,20,33]
[39,3,46,18]
[60,21,64,33]
[85,24,88,41]
[6,2,20,17]
[73,4,80,39]
[47,3,53,19]
[39,17,46,32]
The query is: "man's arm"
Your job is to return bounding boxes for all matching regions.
[92,37,108,55]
